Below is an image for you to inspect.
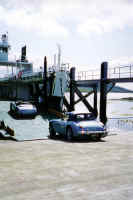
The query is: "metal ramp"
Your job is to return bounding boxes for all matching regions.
[0,113,50,141]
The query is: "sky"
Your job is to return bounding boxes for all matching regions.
[0,0,133,75]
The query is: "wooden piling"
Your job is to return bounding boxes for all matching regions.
[69,67,75,111]
[43,56,48,110]
[93,84,98,117]
[100,62,108,124]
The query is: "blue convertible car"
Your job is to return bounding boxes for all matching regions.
[49,112,108,141]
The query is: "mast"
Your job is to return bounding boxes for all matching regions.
[57,44,61,71]
[54,54,56,67]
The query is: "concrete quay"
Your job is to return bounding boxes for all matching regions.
[0,132,133,200]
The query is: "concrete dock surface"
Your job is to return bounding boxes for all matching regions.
[0,132,133,200]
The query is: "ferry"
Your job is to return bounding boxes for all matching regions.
[0,33,33,79]
[0,33,70,115]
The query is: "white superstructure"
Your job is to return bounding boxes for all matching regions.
[47,44,70,97]
[0,33,10,62]
[0,33,33,78]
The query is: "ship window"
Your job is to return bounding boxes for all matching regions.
[3,47,8,53]
[0,47,7,53]
[0,47,3,53]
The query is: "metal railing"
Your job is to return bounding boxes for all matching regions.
[0,64,133,82]
[0,71,43,81]
[108,65,133,79]
[107,117,133,133]
[76,64,133,81]
[0,65,70,82]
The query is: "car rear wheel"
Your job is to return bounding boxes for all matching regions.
[91,134,101,141]
[49,124,56,139]
[66,127,73,142]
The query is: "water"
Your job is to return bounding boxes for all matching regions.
[107,93,133,118]
[66,92,133,133]
[107,93,133,133]
[0,92,133,141]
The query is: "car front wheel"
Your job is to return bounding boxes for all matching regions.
[66,127,73,142]
[10,103,13,112]
[49,124,56,139]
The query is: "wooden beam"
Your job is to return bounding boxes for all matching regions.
[73,84,95,114]
[63,96,70,111]
[93,85,98,117]
[74,90,93,104]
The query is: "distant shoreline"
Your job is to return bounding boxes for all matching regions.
[109,97,133,101]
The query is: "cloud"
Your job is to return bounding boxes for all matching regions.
[1,0,133,39]
[110,56,133,67]
[77,0,133,37]
[0,0,44,10]
[0,1,70,39]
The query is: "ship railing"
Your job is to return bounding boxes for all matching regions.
[0,72,10,81]
[20,71,43,80]
[1,64,132,82]
[0,71,43,81]
[0,76,9,81]
[60,63,70,72]
[48,64,70,74]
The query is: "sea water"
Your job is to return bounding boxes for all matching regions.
[65,92,133,133]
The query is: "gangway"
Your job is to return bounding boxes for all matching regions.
[76,64,133,84]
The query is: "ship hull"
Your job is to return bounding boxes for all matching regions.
[47,96,63,112]
[38,95,64,117]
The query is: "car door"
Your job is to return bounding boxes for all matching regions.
[58,119,67,135]
[52,120,63,135]
[54,119,67,135]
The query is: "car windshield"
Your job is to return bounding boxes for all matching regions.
[68,113,96,121]
[76,114,85,120]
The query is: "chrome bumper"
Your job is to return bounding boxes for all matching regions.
[78,130,108,137]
